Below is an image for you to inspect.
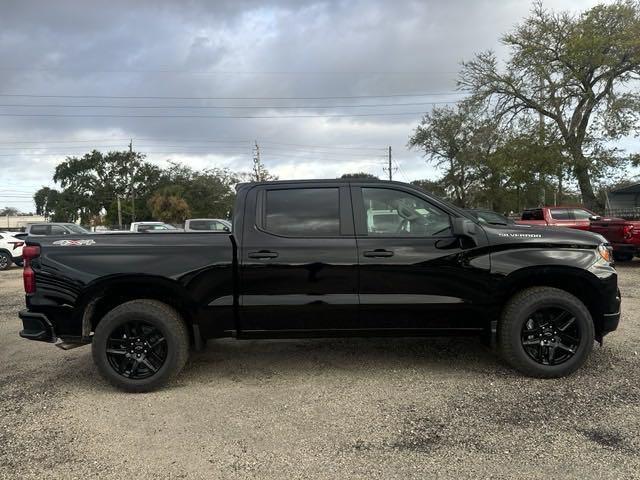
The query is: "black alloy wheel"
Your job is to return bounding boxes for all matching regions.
[105,320,168,379]
[520,307,580,366]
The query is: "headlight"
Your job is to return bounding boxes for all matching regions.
[598,243,613,263]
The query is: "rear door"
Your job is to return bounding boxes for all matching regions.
[238,183,359,332]
[352,183,491,332]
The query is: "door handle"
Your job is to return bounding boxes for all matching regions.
[248,250,279,259]
[363,249,394,258]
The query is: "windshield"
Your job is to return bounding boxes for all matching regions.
[472,210,509,226]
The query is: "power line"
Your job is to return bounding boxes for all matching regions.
[0,67,459,76]
[0,100,462,110]
[0,92,463,100]
[258,140,387,151]
[0,111,438,119]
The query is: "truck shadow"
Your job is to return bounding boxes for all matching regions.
[181,336,505,383]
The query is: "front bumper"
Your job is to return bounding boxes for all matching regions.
[601,288,622,336]
[19,310,57,342]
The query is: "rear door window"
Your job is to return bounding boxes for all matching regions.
[264,188,340,237]
[550,208,571,220]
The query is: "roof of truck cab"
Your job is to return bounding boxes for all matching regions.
[237,179,413,188]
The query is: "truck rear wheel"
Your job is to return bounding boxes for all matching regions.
[498,287,594,378]
[92,300,189,392]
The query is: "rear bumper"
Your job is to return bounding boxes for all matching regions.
[19,310,57,342]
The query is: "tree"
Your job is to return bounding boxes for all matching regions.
[408,102,498,207]
[156,162,239,219]
[0,207,19,216]
[460,1,640,209]
[340,172,378,179]
[51,149,162,224]
[248,155,278,182]
[147,192,191,224]
[411,179,449,199]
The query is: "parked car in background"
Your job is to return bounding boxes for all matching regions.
[184,218,231,232]
[466,209,515,226]
[24,223,90,236]
[129,222,182,233]
[517,206,640,262]
[0,231,25,269]
[590,217,640,262]
[517,206,598,230]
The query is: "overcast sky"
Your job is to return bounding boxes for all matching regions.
[0,0,631,211]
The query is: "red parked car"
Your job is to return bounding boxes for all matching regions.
[518,206,640,262]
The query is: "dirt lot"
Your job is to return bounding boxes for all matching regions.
[1,265,639,479]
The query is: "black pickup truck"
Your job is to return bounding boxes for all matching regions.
[19,180,621,391]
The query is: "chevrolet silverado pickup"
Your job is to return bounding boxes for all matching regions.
[18,180,621,392]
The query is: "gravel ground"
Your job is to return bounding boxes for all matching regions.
[1,264,639,479]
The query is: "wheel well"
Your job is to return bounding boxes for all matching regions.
[82,279,195,341]
[500,269,604,335]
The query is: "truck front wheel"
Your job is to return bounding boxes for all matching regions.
[92,300,190,392]
[498,287,594,378]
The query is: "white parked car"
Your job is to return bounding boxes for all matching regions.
[184,218,231,232]
[0,231,25,270]
[129,222,183,233]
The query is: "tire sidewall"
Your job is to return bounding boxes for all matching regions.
[92,306,182,391]
[503,295,594,376]
[0,252,10,270]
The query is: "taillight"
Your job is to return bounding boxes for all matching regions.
[9,241,24,251]
[623,224,634,240]
[22,245,40,294]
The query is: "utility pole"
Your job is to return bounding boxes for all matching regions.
[129,139,135,223]
[117,195,122,230]
[382,146,395,181]
[252,140,261,181]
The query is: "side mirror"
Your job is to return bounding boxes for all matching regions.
[589,215,601,221]
[223,226,230,232]
[452,217,477,237]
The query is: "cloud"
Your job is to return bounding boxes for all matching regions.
[0,0,632,211]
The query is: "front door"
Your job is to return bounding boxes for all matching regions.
[351,184,491,332]
[239,183,359,332]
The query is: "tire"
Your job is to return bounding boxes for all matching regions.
[498,287,594,378]
[613,252,633,262]
[0,252,11,270]
[92,300,190,392]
